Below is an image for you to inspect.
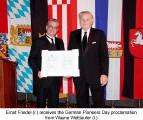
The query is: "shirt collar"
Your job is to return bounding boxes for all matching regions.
[82,28,90,33]
[46,34,55,44]
[81,28,90,41]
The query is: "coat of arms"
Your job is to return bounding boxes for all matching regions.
[107,41,123,58]
[9,25,32,46]
[129,29,143,58]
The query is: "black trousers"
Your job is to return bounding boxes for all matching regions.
[74,77,105,108]
[37,85,59,108]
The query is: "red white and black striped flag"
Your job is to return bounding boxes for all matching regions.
[121,0,143,99]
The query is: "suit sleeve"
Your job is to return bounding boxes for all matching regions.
[99,31,109,76]
[60,39,65,50]
[68,32,73,50]
[28,39,41,72]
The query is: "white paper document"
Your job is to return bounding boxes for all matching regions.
[41,49,80,77]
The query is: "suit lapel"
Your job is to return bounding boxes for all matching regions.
[76,29,82,49]
[43,36,56,50]
[43,36,51,49]
[76,29,83,56]
[85,28,95,53]
[55,38,60,50]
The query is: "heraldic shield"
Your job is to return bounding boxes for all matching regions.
[129,29,143,58]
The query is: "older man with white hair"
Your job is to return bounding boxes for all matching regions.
[68,11,109,108]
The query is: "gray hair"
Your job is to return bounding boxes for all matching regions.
[79,11,93,19]
[47,19,59,27]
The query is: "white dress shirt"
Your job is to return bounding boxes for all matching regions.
[46,34,55,44]
[81,28,90,42]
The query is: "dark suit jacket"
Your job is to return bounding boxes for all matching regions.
[68,28,109,86]
[28,35,64,96]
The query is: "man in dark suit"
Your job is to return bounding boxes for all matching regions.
[28,19,64,108]
[68,11,109,108]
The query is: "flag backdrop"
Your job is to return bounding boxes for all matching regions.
[122,0,143,99]
[0,0,8,57]
[134,0,143,99]
[30,0,48,40]
[7,0,33,93]
[30,0,48,95]
[1,0,142,100]
[47,0,123,100]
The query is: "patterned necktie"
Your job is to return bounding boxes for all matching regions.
[82,32,87,51]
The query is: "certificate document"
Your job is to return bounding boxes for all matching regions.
[41,49,80,77]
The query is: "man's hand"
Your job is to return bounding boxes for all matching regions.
[38,71,43,79]
[100,75,108,86]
